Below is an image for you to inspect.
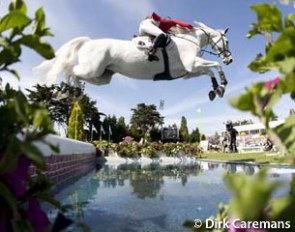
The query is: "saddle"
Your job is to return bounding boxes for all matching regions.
[133,36,184,80]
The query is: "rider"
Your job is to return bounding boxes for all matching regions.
[139,12,193,61]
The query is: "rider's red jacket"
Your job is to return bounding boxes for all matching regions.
[150,12,193,33]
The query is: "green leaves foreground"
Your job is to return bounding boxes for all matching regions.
[230,3,295,156]
[0,0,54,77]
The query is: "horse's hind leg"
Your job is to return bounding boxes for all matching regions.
[88,70,114,86]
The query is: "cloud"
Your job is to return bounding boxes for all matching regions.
[162,77,256,118]
[91,92,132,118]
[98,0,155,21]
[112,74,139,90]
[26,1,87,44]
[163,87,209,116]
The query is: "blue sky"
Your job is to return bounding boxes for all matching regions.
[1,0,294,135]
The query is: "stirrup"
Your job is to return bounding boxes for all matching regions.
[148,54,159,62]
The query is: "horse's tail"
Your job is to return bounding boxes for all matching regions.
[33,37,90,85]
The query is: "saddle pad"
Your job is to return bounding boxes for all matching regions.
[132,36,152,51]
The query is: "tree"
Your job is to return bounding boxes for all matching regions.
[130,103,164,143]
[190,127,201,143]
[68,101,84,140]
[27,83,81,126]
[79,94,102,140]
[115,116,128,142]
[27,83,103,138]
[179,116,189,142]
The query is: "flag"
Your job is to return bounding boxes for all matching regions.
[101,125,105,134]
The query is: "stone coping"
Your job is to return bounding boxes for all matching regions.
[34,134,96,157]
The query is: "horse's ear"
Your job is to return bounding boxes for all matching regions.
[224,28,229,34]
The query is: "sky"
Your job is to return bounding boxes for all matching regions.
[1,0,295,135]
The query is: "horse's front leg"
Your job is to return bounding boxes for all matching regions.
[190,57,228,99]
[215,67,228,98]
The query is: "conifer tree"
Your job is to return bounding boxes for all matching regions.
[179,116,189,142]
[68,101,84,140]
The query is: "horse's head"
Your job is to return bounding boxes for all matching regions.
[210,28,233,65]
[194,22,233,65]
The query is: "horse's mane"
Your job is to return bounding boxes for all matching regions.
[168,25,195,35]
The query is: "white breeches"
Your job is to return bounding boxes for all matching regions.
[139,19,164,37]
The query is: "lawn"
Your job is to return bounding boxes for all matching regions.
[200,152,293,165]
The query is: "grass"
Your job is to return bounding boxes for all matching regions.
[200,152,293,165]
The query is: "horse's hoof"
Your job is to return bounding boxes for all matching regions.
[216,86,225,97]
[209,90,216,101]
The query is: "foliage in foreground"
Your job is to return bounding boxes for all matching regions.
[229,2,295,156]
[0,1,89,231]
[184,170,295,232]
[186,1,295,231]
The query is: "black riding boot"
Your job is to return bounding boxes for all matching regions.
[148,33,167,62]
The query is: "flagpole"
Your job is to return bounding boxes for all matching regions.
[197,108,202,142]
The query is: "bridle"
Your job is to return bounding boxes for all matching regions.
[199,28,232,59]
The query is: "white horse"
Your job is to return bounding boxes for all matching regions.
[34,22,233,101]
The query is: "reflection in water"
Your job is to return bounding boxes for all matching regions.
[93,163,201,199]
[48,161,294,232]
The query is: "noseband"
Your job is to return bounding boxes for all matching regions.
[200,28,231,58]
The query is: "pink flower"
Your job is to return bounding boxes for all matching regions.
[0,155,31,198]
[0,204,10,232]
[26,197,51,232]
[123,136,134,143]
[0,154,51,232]
[264,77,280,90]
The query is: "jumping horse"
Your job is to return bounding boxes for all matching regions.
[34,22,233,101]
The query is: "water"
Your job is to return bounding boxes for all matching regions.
[47,161,295,232]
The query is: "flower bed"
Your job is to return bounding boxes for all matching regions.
[93,140,201,158]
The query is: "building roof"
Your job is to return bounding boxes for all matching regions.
[233,120,285,132]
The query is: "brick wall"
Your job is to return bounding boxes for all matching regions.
[29,135,97,192]
[29,153,96,192]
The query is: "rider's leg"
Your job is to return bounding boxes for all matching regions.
[139,19,167,61]
[139,19,163,37]
[148,33,167,61]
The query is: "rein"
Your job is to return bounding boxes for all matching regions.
[201,49,219,56]
[199,28,232,58]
